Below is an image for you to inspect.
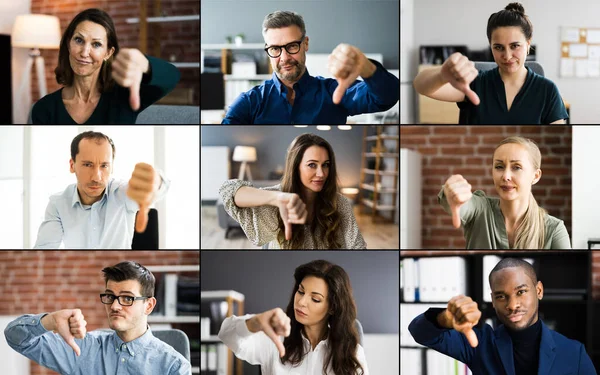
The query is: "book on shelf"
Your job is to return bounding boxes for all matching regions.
[200,343,229,375]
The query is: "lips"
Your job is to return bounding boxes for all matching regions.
[507,313,525,322]
[111,314,124,318]
[295,309,307,317]
[501,185,515,191]
[77,59,92,64]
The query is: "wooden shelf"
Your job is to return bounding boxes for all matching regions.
[201,43,266,50]
[126,15,199,23]
[363,168,398,176]
[364,152,399,157]
[361,183,397,193]
[365,135,399,141]
[148,315,200,323]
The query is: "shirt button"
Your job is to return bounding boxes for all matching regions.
[121,358,125,362]
[31,320,35,323]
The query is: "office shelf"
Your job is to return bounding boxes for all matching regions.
[148,316,200,323]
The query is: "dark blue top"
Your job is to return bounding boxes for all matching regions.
[31,55,180,124]
[409,309,597,375]
[221,59,399,124]
[458,66,568,124]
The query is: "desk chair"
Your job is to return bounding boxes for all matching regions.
[458,61,545,124]
[258,319,364,374]
[132,208,159,249]
[153,329,191,362]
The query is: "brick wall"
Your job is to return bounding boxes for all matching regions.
[400,125,572,249]
[401,250,600,300]
[29,0,199,106]
[0,251,199,375]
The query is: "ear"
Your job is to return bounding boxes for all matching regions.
[70,158,75,173]
[145,297,156,315]
[532,168,542,185]
[106,46,115,61]
[536,280,544,300]
[304,36,309,52]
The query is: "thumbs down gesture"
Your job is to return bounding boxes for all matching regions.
[111,48,149,111]
[127,163,160,233]
[443,174,473,229]
[41,309,87,356]
[328,43,377,104]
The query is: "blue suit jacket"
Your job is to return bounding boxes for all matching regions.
[409,309,597,375]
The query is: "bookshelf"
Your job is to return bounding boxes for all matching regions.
[146,265,200,374]
[400,251,597,374]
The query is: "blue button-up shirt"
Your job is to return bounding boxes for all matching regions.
[4,313,191,375]
[34,173,169,249]
[221,59,399,124]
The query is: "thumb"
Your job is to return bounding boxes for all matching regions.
[332,79,349,104]
[263,324,286,358]
[463,328,479,348]
[65,335,81,356]
[463,86,480,106]
[284,220,292,241]
[129,78,141,111]
[451,204,462,229]
[135,204,149,233]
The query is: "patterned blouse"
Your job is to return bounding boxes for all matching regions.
[219,179,367,249]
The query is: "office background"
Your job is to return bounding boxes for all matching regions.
[0,125,200,249]
[402,0,600,123]
[400,125,572,249]
[201,0,399,69]
[0,250,200,375]
[200,250,399,375]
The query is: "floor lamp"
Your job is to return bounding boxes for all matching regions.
[233,146,257,181]
[12,14,61,115]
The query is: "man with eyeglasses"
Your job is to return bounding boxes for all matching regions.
[4,261,191,375]
[222,10,399,124]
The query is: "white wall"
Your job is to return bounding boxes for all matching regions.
[363,334,399,375]
[411,0,600,123]
[400,0,415,124]
[572,126,600,249]
[0,0,31,124]
[0,316,30,375]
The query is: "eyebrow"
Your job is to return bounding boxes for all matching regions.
[493,42,520,46]
[493,284,528,295]
[75,32,103,41]
[82,160,111,164]
[306,159,330,163]
[494,159,521,163]
[105,289,135,295]
[299,283,325,298]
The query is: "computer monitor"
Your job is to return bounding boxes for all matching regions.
[0,34,12,124]
[200,73,225,110]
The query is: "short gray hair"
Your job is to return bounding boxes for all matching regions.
[262,11,306,39]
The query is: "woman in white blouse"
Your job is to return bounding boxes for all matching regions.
[219,133,366,249]
[218,259,369,375]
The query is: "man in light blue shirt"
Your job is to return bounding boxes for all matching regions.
[34,131,170,249]
[4,261,192,375]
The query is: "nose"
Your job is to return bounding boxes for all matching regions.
[110,298,122,310]
[507,296,520,312]
[298,294,308,307]
[502,170,511,181]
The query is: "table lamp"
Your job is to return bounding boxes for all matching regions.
[232,146,257,181]
[12,14,61,102]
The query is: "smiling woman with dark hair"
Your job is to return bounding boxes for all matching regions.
[31,8,180,124]
[218,259,369,374]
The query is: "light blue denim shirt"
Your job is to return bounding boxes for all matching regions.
[4,313,191,375]
[34,172,169,249]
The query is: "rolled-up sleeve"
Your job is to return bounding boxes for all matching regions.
[218,179,281,246]
[217,314,275,366]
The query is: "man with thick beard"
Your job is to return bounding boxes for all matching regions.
[221,10,399,124]
[408,258,596,374]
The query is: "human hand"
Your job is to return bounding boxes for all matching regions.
[443,174,473,228]
[111,48,149,111]
[276,193,307,240]
[328,43,375,104]
[439,295,481,347]
[42,309,87,356]
[127,163,160,232]
[246,308,291,357]
[440,52,480,105]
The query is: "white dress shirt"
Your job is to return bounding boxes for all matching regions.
[218,314,370,375]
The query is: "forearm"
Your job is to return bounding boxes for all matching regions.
[41,313,56,331]
[233,186,278,208]
[413,66,447,95]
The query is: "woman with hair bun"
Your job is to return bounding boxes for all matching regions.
[438,136,571,249]
[413,3,568,124]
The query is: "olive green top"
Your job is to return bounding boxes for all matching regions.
[438,188,571,249]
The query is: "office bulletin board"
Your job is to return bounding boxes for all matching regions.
[560,27,600,78]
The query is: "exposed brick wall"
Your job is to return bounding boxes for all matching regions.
[29,0,199,106]
[0,251,199,375]
[401,250,600,300]
[400,126,572,249]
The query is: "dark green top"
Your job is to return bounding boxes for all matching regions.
[438,188,572,249]
[458,66,568,124]
[32,55,180,124]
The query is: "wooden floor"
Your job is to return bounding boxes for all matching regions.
[201,205,399,249]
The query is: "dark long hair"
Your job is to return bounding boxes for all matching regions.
[281,260,364,375]
[278,133,342,249]
[55,8,119,93]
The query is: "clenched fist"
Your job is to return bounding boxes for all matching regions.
[443,174,473,228]
[328,43,376,104]
[246,308,291,357]
[111,48,150,111]
[440,53,480,105]
[41,309,87,356]
[437,295,481,348]
[127,163,160,233]
[276,193,307,240]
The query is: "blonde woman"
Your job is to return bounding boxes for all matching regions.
[219,133,366,249]
[438,136,570,249]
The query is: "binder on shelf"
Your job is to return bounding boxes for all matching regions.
[483,255,501,302]
[165,273,178,317]
[418,257,466,302]
[402,258,416,302]
[217,343,228,375]
[207,344,217,375]
[200,344,207,375]
[401,348,422,375]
